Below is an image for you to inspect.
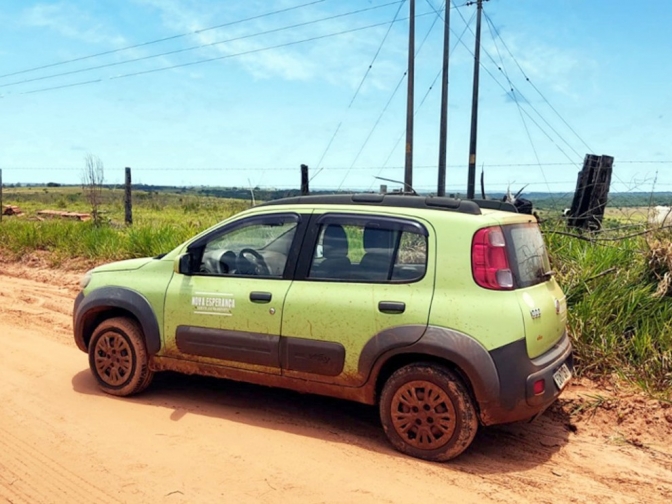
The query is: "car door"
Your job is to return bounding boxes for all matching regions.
[280,212,435,386]
[163,212,307,375]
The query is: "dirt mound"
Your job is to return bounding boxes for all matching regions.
[552,377,672,454]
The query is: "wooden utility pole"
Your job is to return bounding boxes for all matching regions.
[467,0,484,200]
[300,164,309,195]
[124,167,132,225]
[437,0,451,197]
[404,0,416,191]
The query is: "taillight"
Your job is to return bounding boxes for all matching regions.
[471,226,514,290]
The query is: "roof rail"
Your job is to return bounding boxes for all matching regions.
[259,193,482,215]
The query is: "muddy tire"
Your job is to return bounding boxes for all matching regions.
[88,317,154,397]
[379,363,478,462]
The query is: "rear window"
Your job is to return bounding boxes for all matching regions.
[503,223,552,288]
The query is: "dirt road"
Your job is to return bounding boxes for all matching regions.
[1,264,671,504]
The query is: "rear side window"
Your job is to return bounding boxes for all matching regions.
[308,216,428,283]
[503,223,552,288]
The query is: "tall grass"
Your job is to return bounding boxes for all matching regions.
[544,222,672,392]
[0,189,249,265]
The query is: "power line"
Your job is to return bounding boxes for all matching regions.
[312,0,407,177]
[5,161,670,171]
[1,1,404,90]
[0,0,328,80]
[336,1,454,190]
[482,11,593,153]
[445,4,582,168]
[483,10,557,206]
[369,4,475,190]
[16,11,437,96]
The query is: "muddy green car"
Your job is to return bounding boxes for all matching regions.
[73,194,572,461]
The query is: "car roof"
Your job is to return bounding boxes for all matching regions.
[259,193,518,216]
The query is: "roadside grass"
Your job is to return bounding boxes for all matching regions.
[0,188,250,265]
[544,219,672,394]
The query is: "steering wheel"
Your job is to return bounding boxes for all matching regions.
[238,248,271,276]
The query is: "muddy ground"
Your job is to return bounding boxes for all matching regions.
[0,263,671,504]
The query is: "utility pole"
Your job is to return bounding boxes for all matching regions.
[404,0,415,191]
[437,1,451,197]
[467,0,485,200]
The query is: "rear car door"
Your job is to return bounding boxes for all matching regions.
[162,212,307,375]
[280,213,435,386]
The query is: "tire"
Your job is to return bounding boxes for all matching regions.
[379,363,478,462]
[88,317,154,397]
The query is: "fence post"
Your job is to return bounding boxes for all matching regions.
[124,167,133,225]
[0,168,3,223]
[300,164,309,195]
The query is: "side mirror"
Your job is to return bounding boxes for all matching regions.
[175,253,193,275]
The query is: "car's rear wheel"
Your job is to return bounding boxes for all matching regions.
[88,317,154,396]
[379,363,478,462]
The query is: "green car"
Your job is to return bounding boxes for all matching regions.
[73,194,572,461]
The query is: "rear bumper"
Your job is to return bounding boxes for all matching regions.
[479,331,573,426]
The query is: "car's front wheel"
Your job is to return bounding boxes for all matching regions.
[88,317,154,396]
[379,363,478,462]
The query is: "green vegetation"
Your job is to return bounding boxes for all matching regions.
[545,220,672,393]
[1,186,671,394]
[0,187,250,265]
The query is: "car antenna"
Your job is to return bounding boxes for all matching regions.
[374,176,418,195]
[480,164,486,199]
[247,178,256,206]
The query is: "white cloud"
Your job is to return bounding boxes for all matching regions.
[21,2,127,46]
[132,0,409,90]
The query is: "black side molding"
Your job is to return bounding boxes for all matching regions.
[73,287,162,355]
[176,326,280,368]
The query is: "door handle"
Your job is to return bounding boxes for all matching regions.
[250,291,272,303]
[378,301,406,314]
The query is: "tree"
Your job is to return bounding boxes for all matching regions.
[82,154,105,225]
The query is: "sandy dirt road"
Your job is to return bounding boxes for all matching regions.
[1,264,671,504]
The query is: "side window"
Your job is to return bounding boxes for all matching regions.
[308,217,427,282]
[199,217,298,278]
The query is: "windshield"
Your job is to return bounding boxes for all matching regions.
[504,223,552,288]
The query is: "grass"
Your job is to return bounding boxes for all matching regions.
[1,187,671,395]
[0,187,250,265]
[544,218,672,393]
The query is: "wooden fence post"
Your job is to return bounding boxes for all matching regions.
[300,164,309,195]
[124,167,133,225]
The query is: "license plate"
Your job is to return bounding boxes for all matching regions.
[553,363,572,390]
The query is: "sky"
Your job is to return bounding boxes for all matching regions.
[0,0,671,195]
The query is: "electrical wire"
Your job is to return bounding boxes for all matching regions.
[482,11,593,153]
[311,0,407,179]
[16,11,438,96]
[335,1,454,190]
[1,1,404,89]
[368,4,475,190]
[443,4,581,168]
[483,11,557,206]
[0,0,328,80]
